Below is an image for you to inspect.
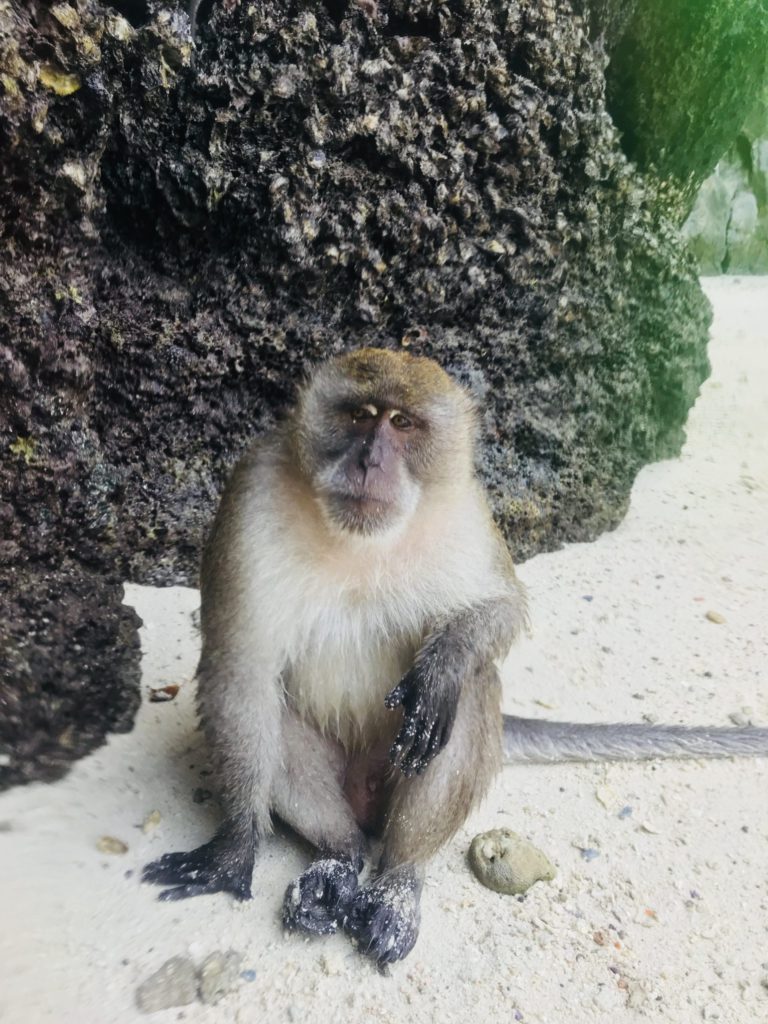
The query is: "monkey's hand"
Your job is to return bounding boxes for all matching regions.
[385,657,460,776]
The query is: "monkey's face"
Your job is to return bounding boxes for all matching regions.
[295,350,476,538]
[310,401,425,536]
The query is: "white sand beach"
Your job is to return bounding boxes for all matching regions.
[1,276,766,1024]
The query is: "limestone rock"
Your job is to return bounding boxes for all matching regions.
[135,957,197,1014]
[468,829,556,896]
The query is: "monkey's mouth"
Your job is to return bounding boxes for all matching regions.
[322,489,398,533]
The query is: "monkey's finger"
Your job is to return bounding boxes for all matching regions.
[158,883,218,902]
[158,876,253,902]
[413,725,445,774]
[142,853,200,886]
[398,722,438,774]
[389,713,424,766]
[384,678,411,709]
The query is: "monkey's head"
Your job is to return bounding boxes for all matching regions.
[293,348,478,537]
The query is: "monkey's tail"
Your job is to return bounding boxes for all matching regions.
[502,714,768,764]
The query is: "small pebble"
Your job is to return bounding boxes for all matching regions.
[595,786,616,810]
[579,848,600,862]
[149,684,180,702]
[468,829,555,895]
[705,610,725,624]
[97,835,128,855]
[617,806,633,819]
[142,810,161,834]
[198,950,243,1006]
[136,957,197,1013]
[240,970,257,982]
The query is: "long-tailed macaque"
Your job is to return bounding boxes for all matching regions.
[143,349,768,964]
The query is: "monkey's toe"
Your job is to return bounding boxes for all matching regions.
[283,856,359,936]
[344,872,421,965]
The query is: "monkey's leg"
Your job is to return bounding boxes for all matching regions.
[275,710,366,937]
[346,668,502,964]
[143,653,283,901]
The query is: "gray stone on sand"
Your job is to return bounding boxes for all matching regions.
[198,950,244,1006]
[135,956,197,1014]
[469,829,556,896]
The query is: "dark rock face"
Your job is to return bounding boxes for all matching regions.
[0,0,730,786]
[0,564,141,787]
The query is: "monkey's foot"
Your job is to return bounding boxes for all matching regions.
[344,866,421,965]
[142,821,255,902]
[283,856,359,936]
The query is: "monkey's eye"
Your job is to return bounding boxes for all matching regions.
[390,411,413,431]
[350,404,378,423]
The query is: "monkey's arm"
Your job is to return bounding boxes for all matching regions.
[387,587,526,776]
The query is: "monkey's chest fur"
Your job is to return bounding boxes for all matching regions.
[272,526,495,747]
[241,479,501,749]
[279,569,422,746]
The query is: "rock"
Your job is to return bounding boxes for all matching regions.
[135,957,197,1014]
[685,85,768,274]
[142,810,161,834]
[682,176,737,273]
[96,835,128,855]
[0,565,141,789]
[605,0,768,188]
[198,950,244,1006]
[468,829,556,895]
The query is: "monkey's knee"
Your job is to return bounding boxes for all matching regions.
[382,679,502,866]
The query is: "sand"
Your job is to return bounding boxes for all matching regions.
[1,277,766,1024]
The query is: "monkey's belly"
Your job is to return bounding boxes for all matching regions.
[285,635,413,745]
[342,742,393,833]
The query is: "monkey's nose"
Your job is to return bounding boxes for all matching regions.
[359,444,381,470]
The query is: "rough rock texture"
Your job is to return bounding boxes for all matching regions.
[683,89,768,273]
[0,564,141,785]
[0,0,758,785]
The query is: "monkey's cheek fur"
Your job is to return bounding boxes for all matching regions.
[282,857,359,936]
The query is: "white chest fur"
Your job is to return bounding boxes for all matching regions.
[241,479,500,743]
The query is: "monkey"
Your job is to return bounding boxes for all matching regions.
[143,348,768,966]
